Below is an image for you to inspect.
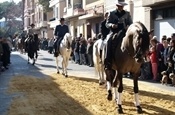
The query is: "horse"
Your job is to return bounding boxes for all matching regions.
[25,34,39,65]
[102,22,150,114]
[55,33,73,77]
[93,39,106,85]
[17,36,26,54]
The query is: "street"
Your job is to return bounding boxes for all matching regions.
[0,50,175,115]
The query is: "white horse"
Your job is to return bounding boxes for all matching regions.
[55,33,73,77]
[93,39,106,85]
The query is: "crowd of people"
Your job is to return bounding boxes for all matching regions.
[141,33,175,86]
[71,34,95,67]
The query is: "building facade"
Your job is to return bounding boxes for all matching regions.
[48,0,66,29]
[47,0,175,41]
[78,0,104,39]
[143,0,175,41]
[63,0,85,38]
[23,0,53,39]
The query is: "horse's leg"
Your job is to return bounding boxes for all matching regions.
[32,52,35,65]
[105,69,113,101]
[35,51,38,60]
[28,54,30,64]
[64,57,69,77]
[55,57,60,74]
[133,73,143,113]
[62,57,65,76]
[112,70,118,101]
[101,65,106,85]
[117,72,124,114]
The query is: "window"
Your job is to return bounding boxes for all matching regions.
[68,0,71,8]
[153,7,175,20]
[43,13,47,21]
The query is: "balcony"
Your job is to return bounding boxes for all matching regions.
[73,3,85,16]
[39,21,48,27]
[63,7,74,19]
[78,4,103,20]
[142,0,175,7]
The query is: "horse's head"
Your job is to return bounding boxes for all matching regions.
[122,22,150,63]
[63,33,72,49]
[132,22,150,63]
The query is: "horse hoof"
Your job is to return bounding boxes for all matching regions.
[107,90,112,101]
[99,82,105,85]
[137,106,143,114]
[99,82,103,85]
[62,73,65,76]
[57,71,60,74]
[117,108,124,114]
[65,75,68,77]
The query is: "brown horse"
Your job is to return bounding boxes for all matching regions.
[103,22,150,114]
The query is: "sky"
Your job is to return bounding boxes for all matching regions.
[0,0,22,3]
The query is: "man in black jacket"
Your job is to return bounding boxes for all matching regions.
[54,18,69,57]
[99,12,110,60]
[104,0,133,70]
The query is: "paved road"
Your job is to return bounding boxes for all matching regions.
[0,50,174,115]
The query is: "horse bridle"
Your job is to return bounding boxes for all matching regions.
[124,32,144,60]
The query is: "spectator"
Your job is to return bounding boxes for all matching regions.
[48,38,54,54]
[149,37,158,81]
[74,38,80,64]
[79,40,86,65]
[86,38,94,67]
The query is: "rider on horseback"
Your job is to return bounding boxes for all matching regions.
[25,23,36,51]
[54,18,69,57]
[99,12,110,61]
[104,0,133,70]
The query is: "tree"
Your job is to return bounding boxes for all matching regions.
[0,1,23,37]
[38,0,52,12]
[0,4,5,19]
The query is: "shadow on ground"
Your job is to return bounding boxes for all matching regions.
[0,53,93,115]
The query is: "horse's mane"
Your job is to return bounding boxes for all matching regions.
[134,21,150,53]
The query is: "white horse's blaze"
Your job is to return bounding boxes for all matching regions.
[134,93,140,106]
[55,33,72,76]
[117,93,122,105]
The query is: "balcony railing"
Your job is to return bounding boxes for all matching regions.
[49,17,56,22]
[73,3,82,9]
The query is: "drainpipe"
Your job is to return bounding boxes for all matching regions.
[129,0,134,20]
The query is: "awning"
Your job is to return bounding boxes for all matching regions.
[78,13,103,20]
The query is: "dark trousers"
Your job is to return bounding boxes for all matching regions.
[54,37,63,53]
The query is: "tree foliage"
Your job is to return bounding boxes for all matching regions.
[0,1,23,37]
[38,0,52,12]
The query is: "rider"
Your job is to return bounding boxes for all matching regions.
[27,23,36,38]
[54,18,69,57]
[99,12,110,60]
[104,0,133,70]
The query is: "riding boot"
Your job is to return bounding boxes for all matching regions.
[104,38,112,70]
[54,44,58,57]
